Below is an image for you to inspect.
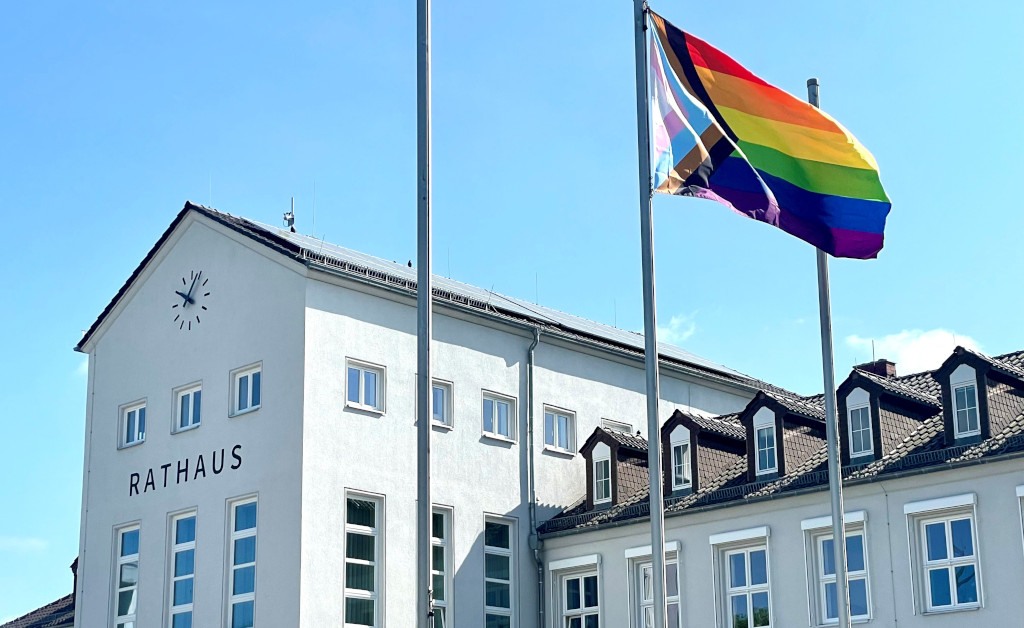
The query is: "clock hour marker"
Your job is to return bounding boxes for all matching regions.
[188,321,191,330]
[190,270,194,280]
[204,292,210,297]
[201,306,207,310]
[172,304,178,309]
[180,321,184,330]
[203,278,209,286]
[182,277,186,285]
[174,314,180,322]
[196,316,201,324]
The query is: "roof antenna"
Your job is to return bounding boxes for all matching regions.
[871,340,875,362]
[535,273,539,304]
[311,179,317,237]
[284,198,296,232]
[614,299,617,328]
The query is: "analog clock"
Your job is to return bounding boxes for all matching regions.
[171,270,210,331]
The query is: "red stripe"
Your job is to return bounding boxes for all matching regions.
[684,31,772,88]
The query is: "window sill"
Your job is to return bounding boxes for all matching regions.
[346,401,384,416]
[482,433,516,445]
[231,405,261,418]
[671,483,692,492]
[543,445,576,458]
[432,421,454,432]
[173,423,201,435]
[118,440,145,450]
[816,618,873,627]
[923,604,981,615]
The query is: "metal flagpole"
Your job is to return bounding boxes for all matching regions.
[809,77,852,628]
[416,0,433,624]
[633,2,668,626]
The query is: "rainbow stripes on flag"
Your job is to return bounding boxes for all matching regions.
[649,11,891,259]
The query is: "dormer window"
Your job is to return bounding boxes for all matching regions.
[950,365,980,438]
[753,408,777,475]
[594,457,611,503]
[669,425,691,490]
[846,387,872,459]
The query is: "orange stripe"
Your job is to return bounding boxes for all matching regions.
[694,66,842,134]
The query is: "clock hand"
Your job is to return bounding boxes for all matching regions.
[175,290,195,305]
[186,271,201,302]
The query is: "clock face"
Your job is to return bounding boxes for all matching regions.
[171,270,210,331]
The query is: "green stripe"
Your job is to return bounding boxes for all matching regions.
[737,141,890,202]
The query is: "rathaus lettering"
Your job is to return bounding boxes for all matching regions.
[129,445,242,497]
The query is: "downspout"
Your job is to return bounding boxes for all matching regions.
[526,327,544,628]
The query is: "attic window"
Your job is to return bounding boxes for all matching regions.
[950,364,980,438]
[669,425,691,490]
[753,408,777,476]
[594,456,611,504]
[846,387,872,459]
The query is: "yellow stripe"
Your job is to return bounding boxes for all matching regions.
[716,105,880,172]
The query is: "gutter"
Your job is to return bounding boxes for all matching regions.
[526,327,544,628]
[538,446,1024,540]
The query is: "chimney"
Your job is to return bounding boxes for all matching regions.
[71,556,79,599]
[855,358,897,378]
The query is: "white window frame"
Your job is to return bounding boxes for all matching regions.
[432,379,454,429]
[904,494,982,614]
[803,523,871,625]
[601,418,633,434]
[484,516,516,628]
[560,568,601,627]
[626,543,681,628]
[753,409,777,476]
[432,506,453,628]
[594,456,612,505]
[113,524,140,628]
[228,496,258,628]
[346,359,385,413]
[231,364,262,417]
[711,529,772,628]
[169,511,197,628]
[669,426,692,491]
[120,400,147,448]
[544,406,576,454]
[952,385,980,437]
[173,383,202,433]
[344,491,385,627]
[1017,485,1024,565]
[482,391,516,442]
[847,406,872,459]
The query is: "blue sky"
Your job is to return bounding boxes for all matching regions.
[1,1,1022,619]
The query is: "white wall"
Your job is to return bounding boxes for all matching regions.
[76,216,308,628]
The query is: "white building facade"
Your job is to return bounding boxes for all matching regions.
[73,203,764,628]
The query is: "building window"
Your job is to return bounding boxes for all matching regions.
[121,402,146,447]
[169,513,196,628]
[232,365,262,416]
[811,530,870,624]
[432,508,452,628]
[482,393,515,441]
[345,494,383,626]
[347,360,385,412]
[433,381,453,427]
[601,418,632,434]
[637,559,680,627]
[113,526,140,628]
[594,457,611,504]
[671,443,691,490]
[847,406,872,458]
[562,571,600,627]
[484,518,515,628]
[175,385,202,433]
[755,427,776,475]
[724,545,771,628]
[544,407,576,453]
[920,513,979,611]
[953,384,980,437]
[229,498,258,628]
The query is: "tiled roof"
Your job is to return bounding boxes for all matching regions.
[1,594,74,628]
[690,412,745,440]
[764,390,825,420]
[604,429,649,453]
[539,346,1024,537]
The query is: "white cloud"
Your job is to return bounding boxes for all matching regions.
[0,536,48,553]
[657,313,697,345]
[846,329,982,375]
